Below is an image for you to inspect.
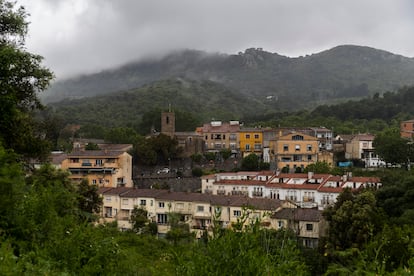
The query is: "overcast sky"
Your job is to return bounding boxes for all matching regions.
[17,0,414,79]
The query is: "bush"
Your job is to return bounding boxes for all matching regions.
[192,167,203,177]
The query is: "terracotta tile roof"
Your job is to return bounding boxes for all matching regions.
[99,187,132,195]
[50,152,68,165]
[202,122,240,133]
[98,188,283,210]
[272,208,322,221]
[67,150,126,157]
[215,180,266,186]
[352,133,375,141]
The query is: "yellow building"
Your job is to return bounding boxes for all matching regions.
[238,128,264,157]
[60,150,133,187]
[270,132,319,172]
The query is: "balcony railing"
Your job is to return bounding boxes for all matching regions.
[252,192,263,197]
[217,190,226,195]
[231,191,248,196]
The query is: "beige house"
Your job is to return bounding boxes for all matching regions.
[345,133,384,167]
[271,208,326,248]
[60,150,133,187]
[98,188,294,237]
[270,132,319,172]
[199,121,241,152]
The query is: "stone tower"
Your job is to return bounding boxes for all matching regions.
[161,111,175,137]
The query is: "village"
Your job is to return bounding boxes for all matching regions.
[43,111,407,249]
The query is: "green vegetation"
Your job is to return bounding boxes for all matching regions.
[6,1,414,274]
[0,0,53,160]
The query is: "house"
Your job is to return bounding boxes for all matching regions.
[400,119,414,139]
[98,187,295,237]
[271,208,326,248]
[199,121,241,153]
[345,133,385,168]
[275,127,334,151]
[238,128,264,157]
[60,149,133,187]
[201,171,381,210]
[269,131,319,172]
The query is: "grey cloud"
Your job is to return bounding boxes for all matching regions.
[17,0,414,79]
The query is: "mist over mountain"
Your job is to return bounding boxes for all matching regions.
[43,45,414,110]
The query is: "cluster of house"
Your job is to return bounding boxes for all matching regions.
[98,170,380,248]
[161,111,385,170]
[45,111,389,247]
[99,186,325,248]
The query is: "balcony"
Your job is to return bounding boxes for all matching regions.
[217,190,226,195]
[303,197,315,202]
[252,192,263,197]
[231,191,248,196]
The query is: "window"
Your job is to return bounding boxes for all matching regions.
[292,135,304,141]
[254,143,261,150]
[293,155,302,161]
[140,199,146,206]
[197,205,204,212]
[159,202,165,208]
[229,134,237,140]
[245,144,250,151]
[306,223,313,231]
[92,179,97,185]
[245,134,250,139]
[157,214,168,224]
[233,210,241,217]
[122,198,128,205]
[105,207,112,217]
[105,196,111,202]
[82,159,92,166]
[176,203,184,210]
[307,155,312,161]
[283,144,289,151]
[278,220,284,228]
[223,134,226,139]
[295,144,300,151]
[70,158,79,163]
[254,134,259,139]
[95,159,103,165]
[307,144,312,151]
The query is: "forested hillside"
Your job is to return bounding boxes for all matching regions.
[48,83,414,136]
[43,45,414,110]
[48,79,268,133]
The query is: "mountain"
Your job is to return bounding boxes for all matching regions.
[49,79,269,132]
[43,45,414,110]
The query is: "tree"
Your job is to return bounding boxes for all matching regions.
[84,142,100,150]
[0,0,54,159]
[324,189,385,250]
[304,161,331,174]
[241,153,259,171]
[76,179,102,222]
[373,128,410,166]
[130,206,149,233]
